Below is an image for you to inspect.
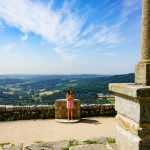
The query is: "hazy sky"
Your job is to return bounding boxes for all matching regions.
[0,0,142,74]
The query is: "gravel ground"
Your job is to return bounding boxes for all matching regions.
[0,117,116,145]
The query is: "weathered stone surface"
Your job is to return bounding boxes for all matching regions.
[116,125,141,150]
[135,61,150,85]
[115,95,150,123]
[24,138,114,150]
[115,96,140,123]
[69,144,108,150]
[116,114,150,138]
[116,114,141,135]
[109,83,150,99]
[109,83,150,149]
[81,104,116,117]
[55,99,81,119]
[25,140,69,150]
[116,125,150,150]
[141,0,150,61]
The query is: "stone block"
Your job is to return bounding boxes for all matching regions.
[115,96,150,123]
[115,96,140,123]
[55,99,80,119]
[116,125,150,150]
[109,83,150,123]
[109,83,150,99]
[116,125,141,150]
[135,61,150,85]
[116,114,150,138]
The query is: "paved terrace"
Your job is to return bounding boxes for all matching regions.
[0,117,116,145]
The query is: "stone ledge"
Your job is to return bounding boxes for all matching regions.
[109,83,150,99]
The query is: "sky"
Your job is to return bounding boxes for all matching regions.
[0,0,142,75]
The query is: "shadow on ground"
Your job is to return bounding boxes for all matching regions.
[80,118,101,125]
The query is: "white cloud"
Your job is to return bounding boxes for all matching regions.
[102,52,117,57]
[21,34,28,41]
[0,0,140,61]
[2,43,15,55]
[54,47,75,63]
[0,0,82,44]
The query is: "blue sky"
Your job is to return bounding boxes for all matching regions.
[0,0,141,74]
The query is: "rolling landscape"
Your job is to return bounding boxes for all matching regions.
[0,73,134,105]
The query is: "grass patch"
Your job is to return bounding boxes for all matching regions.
[39,90,60,96]
[62,140,79,150]
[107,137,115,143]
[0,142,11,146]
[83,139,102,145]
[0,142,12,148]
[62,147,69,150]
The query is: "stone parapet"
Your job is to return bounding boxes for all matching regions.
[0,104,116,121]
[81,104,116,117]
[0,105,55,121]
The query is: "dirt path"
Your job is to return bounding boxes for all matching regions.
[0,117,116,145]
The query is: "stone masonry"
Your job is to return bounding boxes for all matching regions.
[55,99,81,119]
[109,0,150,149]
[0,104,116,121]
[109,84,150,149]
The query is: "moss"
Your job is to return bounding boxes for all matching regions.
[34,141,43,143]
[62,147,69,150]
[62,140,79,150]
[107,137,115,143]
[83,139,102,145]
[0,142,11,148]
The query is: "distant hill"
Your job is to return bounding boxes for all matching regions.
[0,73,134,105]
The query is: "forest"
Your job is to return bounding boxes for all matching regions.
[0,73,134,105]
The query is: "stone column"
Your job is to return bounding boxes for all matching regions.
[135,0,150,85]
[109,1,150,149]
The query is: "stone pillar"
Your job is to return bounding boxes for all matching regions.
[55,99,81,119]
[109,84,150,149]
[135,0,150,85]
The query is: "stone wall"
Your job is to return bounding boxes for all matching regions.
[0,105,55,121]
[0,104,116,121]
[81,104,116,117]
